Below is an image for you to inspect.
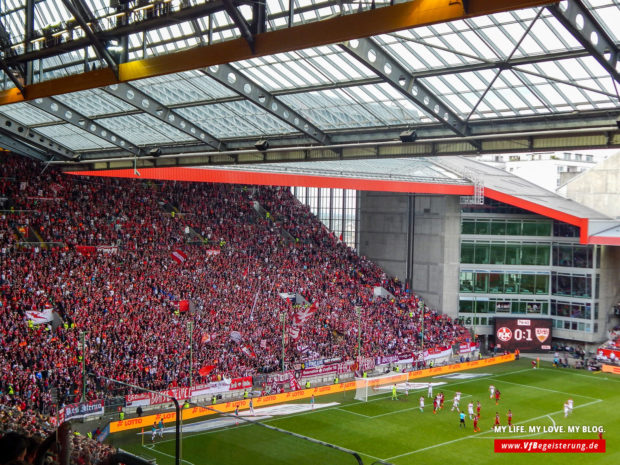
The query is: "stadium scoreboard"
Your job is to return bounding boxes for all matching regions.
[494,318,551,352]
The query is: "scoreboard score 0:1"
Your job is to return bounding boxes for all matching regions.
[494,318,552,352]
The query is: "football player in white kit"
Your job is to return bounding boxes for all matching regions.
[567,398,573,414]
[467,401,475,419]
[419,396,425,412]
[427,382,433,398]
[489,384,495,399]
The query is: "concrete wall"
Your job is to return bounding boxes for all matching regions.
[358,192,411,282]
[358,192,461,317]
[560,151,620,218]
[411,195,461,318]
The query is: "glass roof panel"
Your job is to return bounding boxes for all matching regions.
[132,71,237,105]
[54,88,137,117]
[586,0,620,41]
[222,100,296,134]
[35,123,115,151]
[0,102,61,125]
[97,114,196,145]
[278,85,431,130]
[235,46,374,92]
[175,103,282,139]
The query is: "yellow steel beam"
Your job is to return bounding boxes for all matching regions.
[0,0,557,105]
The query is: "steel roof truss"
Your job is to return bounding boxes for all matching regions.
[548,0,620,85]
[204,63,331,145]
[0,113,75,160]
[103,82,226,151]
[340,38,473,140]
[28,97,141,155]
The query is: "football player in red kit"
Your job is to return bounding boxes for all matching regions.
[494,412,501,428]
[507,409,513,426]
[495,389,501,405]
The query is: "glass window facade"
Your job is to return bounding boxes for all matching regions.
[552,244,593,268]
[459,206,598,338]
[292,187,359,250]
[550,272,592,298]
[461,218,552,237]
[460,271,549,295]
[461,242,550,266]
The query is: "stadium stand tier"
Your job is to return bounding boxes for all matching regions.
[0,154,469,462]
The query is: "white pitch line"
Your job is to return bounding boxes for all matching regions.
[539,367,620,382]
[143,444,196,465]
[547,414,556,427]
[384,399,602,461]
[138,367,532,449]
[336,408,371,418]
[491,378,600,400]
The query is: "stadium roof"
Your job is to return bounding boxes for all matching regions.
[0,0,620,165]
[69,155,620,245]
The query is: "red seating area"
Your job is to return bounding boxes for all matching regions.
[0,154,469,417]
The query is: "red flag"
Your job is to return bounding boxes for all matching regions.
[339,233,343,241]
[288,372,301,391]
[174,300,190,312]
[198,365,216,376]
[171,249,187,264]
[241,345,256,358]
[242,266,249,279]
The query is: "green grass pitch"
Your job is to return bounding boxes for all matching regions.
[111,359,620,465]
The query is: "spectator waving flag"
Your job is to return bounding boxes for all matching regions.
[171,249,187,264]
[241,345,256,358]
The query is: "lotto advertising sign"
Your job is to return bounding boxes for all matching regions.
[495,318,552,352]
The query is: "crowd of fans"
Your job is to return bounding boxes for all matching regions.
[1,153,469,461]
[0,404,115,465]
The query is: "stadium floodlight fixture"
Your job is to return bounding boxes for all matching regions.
[399,129,417,143]
[255,139,269,151]
[148,147,162,157]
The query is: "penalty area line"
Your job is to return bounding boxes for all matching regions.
[383,399,602,461]
[143,444,196,465]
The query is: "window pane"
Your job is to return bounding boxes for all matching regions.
[557,274,571,295]
[489,273,503,293]
[504,273,519,293]
[505,243,519,265]
[535,274,549,294]
[522,221,538,236]
[490,243,505,264]
[475,300,489,313]
[536,221,552,236]
[461,243,475,263]
[474,243,490,264]
[536,244,550,266]
[521,244,537,265]
[459,300,473,313]
[460,272,473,292]
[521,274,535,294]
[490,221,506,235]
[474,272,488,293]
[462,220,476,234]
[573,246,588,268]
[506,221,521,235]
[475,220,490,235]
[558,245,573,267]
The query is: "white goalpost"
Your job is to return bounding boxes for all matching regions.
[354,372,410,402]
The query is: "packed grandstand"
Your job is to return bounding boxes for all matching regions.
[0,154,471,463]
